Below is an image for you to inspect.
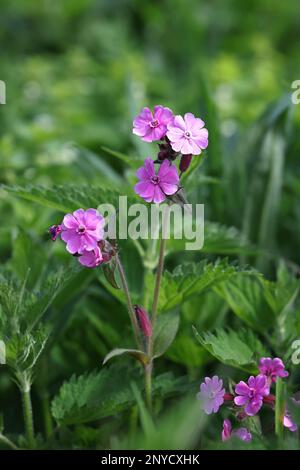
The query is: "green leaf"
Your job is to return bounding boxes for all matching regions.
[214,274,274,332]
[131,382,155,437]
[180,153,206,184]
[10,228,46,289]
[101,146,140,168]
[153,312,180,359]
[51,366,190,425]
[167,221,257,256]
[102,348,150,366]
[241,95,292,271]
[193,326,268,372]
[2,184,133,213]
[146,259,255,313]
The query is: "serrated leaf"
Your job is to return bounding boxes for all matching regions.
[193,326,268,372]
[146,259,255,313]
[153,312,180,359]
[2,184,137,213]
[213,274,274,331]
[103,348,150,366]
[167,221,257,256]
[51,365,190,425]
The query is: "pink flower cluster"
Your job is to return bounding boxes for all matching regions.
[197,357,294,444]
[49,208,113,269]
[132,105,209,203]
[133,105,208,156]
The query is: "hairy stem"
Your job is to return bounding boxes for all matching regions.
[144,363,153,411]
[145,204,170,410]
[275,377,285,442]
[0,433,19,450]
[21,386,35,449]
[116,254,142,350]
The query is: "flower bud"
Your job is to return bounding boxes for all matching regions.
[49,224,62,241]
[157,149,170,161]
[179,154,192,173]
[134,305,152,338]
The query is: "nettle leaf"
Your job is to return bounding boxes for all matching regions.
[167,221,257,256]
[102,348,150,366]
[214,274,274,332]
[0,264,79,335]
[193,327,268,372]
[166,335,208,367]
[51,365,190,425]
[2,184,136,213]
[153,312,180,359]
[263,263,300,316]
[146,259,255,313]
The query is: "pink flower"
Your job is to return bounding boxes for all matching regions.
[235,427,252,442]
[61,208,104,254]
[133,105,174,142]
[222,419,232,441]
[78,246,103,268]
[221,419,252,443]
[197,376,225,415]
[134,158,179,203]
[283,398,300,432]
[167,112,208,155]
[234,374,269,416]
[283,413,298,432]
[134,305,152,337]
[258,357,289,383]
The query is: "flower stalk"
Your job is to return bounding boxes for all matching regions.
[145,204,170,411]
[275,377,285,440]
[115,254,142,350]
[21,386,35,449]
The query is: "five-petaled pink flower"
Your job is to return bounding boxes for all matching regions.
[133,105,174,142]
[61,208,104,254]
[234,375,270,416]
[221,419,252,443]
[167,112,208,155]
[135,158,179,203]
[258,357,289,383]
[197,376,225,415]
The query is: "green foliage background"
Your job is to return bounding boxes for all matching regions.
[0,0,300,450]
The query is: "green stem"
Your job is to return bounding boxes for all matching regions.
[41,391,53,439]
[0,433,19,450]
[144,363,153,412]
[116,254,142,350]
[40,358,53,439]
[150,236,167,340]
[22,386,35,449]
[145,204,170,410]
[275,377,285,443]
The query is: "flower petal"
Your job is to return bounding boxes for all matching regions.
[153,185,166,204]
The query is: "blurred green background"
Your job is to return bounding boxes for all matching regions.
[1,0,300,450]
